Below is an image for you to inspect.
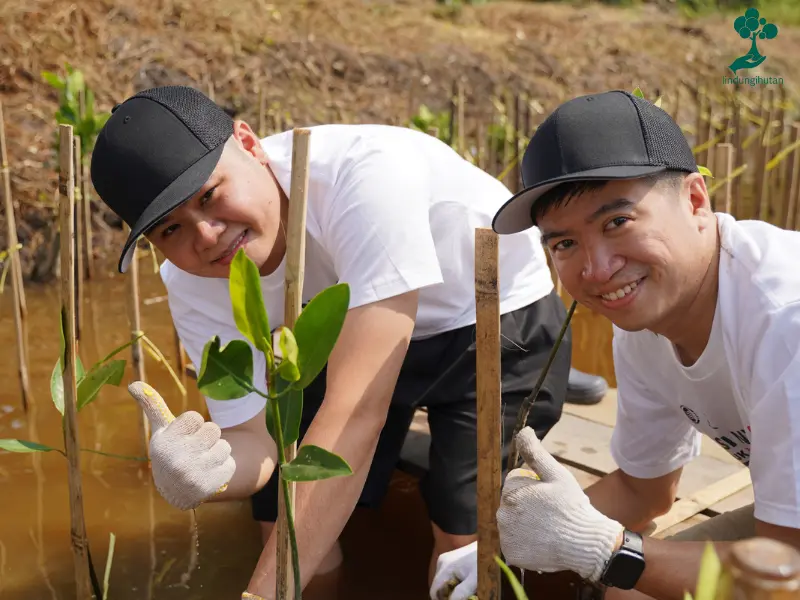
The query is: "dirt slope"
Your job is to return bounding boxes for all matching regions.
[2,0,799,280]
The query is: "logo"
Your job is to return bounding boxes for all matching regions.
[724,8,782,86]
[681,405,700,424]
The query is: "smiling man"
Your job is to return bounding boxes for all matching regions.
[430,90,800,600]
[89,85,580,599]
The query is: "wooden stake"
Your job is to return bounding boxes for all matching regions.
[0,98,30,412]
[82,151,94,279]
[787,124,800,231]
[125,225,149,453]
[732,98,744,218]
[277,128,311,599]
[720,538,800,599]
[474,227,502,600]
[714,143,734,215]
[73,134,83,343]
[755,90,774,221]
[457,80,465,158]
[58,124,94,600]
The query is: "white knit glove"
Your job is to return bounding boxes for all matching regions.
[129,381,236,511]
[497,427,624,582]
[429,541,478,600]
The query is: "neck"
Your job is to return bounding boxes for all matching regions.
[656,227,721,366]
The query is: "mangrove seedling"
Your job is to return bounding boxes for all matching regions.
[195,247,353,599]
[0,320,148,461]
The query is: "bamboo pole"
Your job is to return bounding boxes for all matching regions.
[58,123,94,600]
[732,98,744,218]
[0,98,30,412]
[787,124,800,231]
[73,134,83,343]
[474,227,502,600]
[277,128,311,599]
[125,226,149,453]
[720,537,800,599]
[82,148,94,279]
[457,80,465,158]
[714,143,735,216]
[755,90,774,221]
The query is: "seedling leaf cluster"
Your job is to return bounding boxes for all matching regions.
[195,248,353,599]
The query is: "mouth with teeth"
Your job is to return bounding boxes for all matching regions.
[213,229,248,265]
[598,277,645,307]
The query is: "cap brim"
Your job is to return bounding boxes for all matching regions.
[117,144,226,273]
[491,164,668,235]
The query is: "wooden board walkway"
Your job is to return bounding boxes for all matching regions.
[184,363,753,538]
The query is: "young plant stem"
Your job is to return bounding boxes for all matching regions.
[265,370,302,600]
[506,300,577,472]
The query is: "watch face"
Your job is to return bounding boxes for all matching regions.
[603,549,646,590]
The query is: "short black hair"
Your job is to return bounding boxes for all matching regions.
[531,170,687,225]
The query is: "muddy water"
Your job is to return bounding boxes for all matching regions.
[0,255,614,600]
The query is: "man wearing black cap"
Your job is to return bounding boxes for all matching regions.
[90,85,588,598]
[431,89,800,600]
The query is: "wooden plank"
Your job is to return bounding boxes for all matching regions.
[657,514,711,540]
[474,227,502,600]
[543,413,746,499]
[650,469,752,537]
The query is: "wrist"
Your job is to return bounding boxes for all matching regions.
[598,529,646,590]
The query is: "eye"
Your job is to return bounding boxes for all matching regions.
[200,186,217,205]
[161,223,179,238]
[551,239,575,252]
[606,216,630,229]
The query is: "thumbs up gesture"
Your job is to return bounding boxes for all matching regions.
[128,381,236,511]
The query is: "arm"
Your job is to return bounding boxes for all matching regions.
[585,467,682,533]
[245,289,419,597]
[606,520,800,600]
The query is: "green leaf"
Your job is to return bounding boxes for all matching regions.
[0,439,62,454]
[698,165,714,177]
[41,71,65,89]
[632,87,645,99]
[197,336,254,400]
[292,283,350,390]
[693,542,721,600]
[281,445,352,482]
[276,327,300,383]
[266,376,303,447]
[77,360,126,411]
[51,355,86,416]
[495,557,529,600]
[229,248,271,354]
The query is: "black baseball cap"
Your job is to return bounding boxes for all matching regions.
[91,85,234,273]
[491,90,698,235]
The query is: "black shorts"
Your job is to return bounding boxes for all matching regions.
[250,287,572,535]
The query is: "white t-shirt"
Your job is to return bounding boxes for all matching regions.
[610,212,800,529]
[160,124,554,429]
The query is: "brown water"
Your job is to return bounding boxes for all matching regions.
[0,255,615,600]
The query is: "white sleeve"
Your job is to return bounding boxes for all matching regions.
[169,296,267,430]
[746,302,800,529]
[610,333,702,479]
[319,141,444,309]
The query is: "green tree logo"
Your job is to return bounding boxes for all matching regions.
[729,8,778,74]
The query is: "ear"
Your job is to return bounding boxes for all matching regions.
[231,120,268,162]
[685,172,713,216]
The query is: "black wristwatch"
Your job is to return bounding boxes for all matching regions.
[599,529,646,590]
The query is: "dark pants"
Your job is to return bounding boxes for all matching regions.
[251,288,572,535]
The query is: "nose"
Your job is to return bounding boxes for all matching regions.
[193,218,223,253]
[580,242,623,284]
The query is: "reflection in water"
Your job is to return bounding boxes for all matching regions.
[0,255,615,599]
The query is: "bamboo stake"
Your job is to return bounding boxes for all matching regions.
[732,98,744,218]
[720,538,800,599]
[512,93,522,193]
[58,123,94,600]
[477,120,486,171]
[125,226,149,454]
[448,80,457,148]
[258,84,267,138]
[0,98,30,412]
[755,90,774,221]
[277,128,311,599]
[788,124,800,231]
[714,143,735,215]
[457,80,465,158]
[73,134,83,343]
[474,227,502,600]
[82,149,94,280]
[759,100,776,223]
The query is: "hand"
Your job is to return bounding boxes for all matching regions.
[497,427,624,582]
[129,381,236,510]
[430,541,478,600]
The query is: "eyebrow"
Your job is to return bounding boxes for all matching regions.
[540,198,636,244]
